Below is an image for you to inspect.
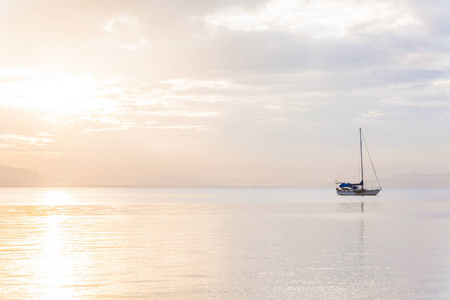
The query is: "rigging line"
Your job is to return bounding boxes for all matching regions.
[346,135,359,182]
[362,131,381,187]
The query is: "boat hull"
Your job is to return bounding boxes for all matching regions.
[337,189,381,196]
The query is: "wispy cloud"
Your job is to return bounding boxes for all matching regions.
[134,110,220,118]
[101,14,148,50]
[0,134,54,149]
[145,125,211,131]
[0,66,38,82]
[355,110,385,123]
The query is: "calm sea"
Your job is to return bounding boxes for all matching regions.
[0,188,449,299]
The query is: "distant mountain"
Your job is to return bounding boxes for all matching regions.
[0,165,84,187]
[381,173,450,189]
[0,164,448,188]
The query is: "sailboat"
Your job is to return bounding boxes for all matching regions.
[336,128,382,196]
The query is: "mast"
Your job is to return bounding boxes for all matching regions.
[359,128,364,189]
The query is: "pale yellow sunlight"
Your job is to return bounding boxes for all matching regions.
[2,74,104,114]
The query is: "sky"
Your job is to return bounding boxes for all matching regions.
[0,0,449,187]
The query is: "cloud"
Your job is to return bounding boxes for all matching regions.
[0,66,38,81]
[0,0,449,185]
[0,134,54,148]
[135,110,219,117]
[145,125,211,131]
[355,110,386,123]
[202,0,420,37]
[101,14,148,50]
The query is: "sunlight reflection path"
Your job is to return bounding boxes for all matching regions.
[28,191,90,299]
[35,215,77,299]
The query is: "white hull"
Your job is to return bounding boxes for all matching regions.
[337,189,381,196]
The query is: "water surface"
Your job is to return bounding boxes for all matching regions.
[0,188,449,299]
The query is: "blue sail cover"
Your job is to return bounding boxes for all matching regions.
[339,180,363,188]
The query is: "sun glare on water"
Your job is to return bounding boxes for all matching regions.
[36,215,77,300]
[30,192,89,298]
[41,190,74,206]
